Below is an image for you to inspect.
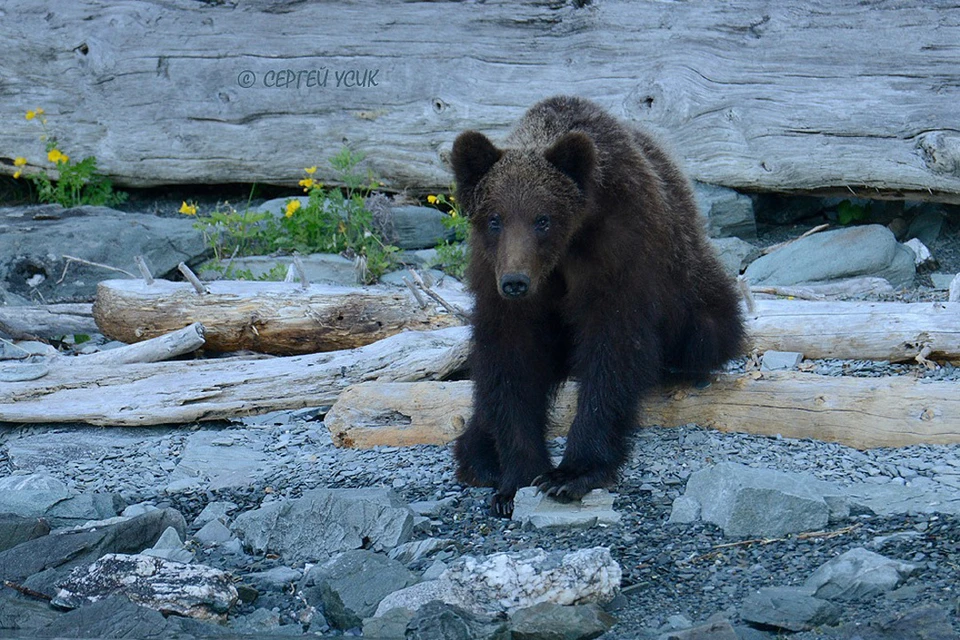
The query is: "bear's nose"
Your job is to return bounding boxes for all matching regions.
[499,273,530,298]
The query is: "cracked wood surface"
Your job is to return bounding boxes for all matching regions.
[1,1,958,199]
[325,375,960,450]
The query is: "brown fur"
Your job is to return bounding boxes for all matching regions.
[451,96,745,517]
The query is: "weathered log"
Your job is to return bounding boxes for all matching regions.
[78,322,206,366]
[324,375,960,451]
[0,327,469,426]
[747,300,960,362]
[0,304,97,339]
[92,279,461,355]
[2,1,959,201]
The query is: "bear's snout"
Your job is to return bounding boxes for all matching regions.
[499,273,530,298]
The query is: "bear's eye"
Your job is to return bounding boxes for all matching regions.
[534,215,550,233]
[488,214,502,233]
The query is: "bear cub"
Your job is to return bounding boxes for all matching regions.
[451,96,745,517]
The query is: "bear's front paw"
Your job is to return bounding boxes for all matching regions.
[533,468,614,503]
[490,492,516,518]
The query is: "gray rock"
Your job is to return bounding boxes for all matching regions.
[656,619,739,640]
[708,237,761,277]
[142,526,195,563]
[512,487,622,528]
[194,519,234,546]
[0,473,72,517]
[299,549,419,630]
[843,482,960,517]
[0,590,62,632]
[0,508,186,587]
[246,565,302,588]
[904,238,935,267]
[667,495,701,524]
[53,553,238,621]
[408,497,458,517]
[363,607,415,639]
[387,537,458,564]
[256,196,310,218]
[743,225,916,288]
[374,578,454,617]
[5,429,164,474]
[0,513,50,552]
[804,547,917,601]
[167,430,270,492]
[381,205,455,249]
[231,487,414,564]
[510,602,616,640]
[693,182,757,239]
[231,607,303,636]
[929,272,957,290]
[679,463,834,537]
[405,600,510,640]
[907,208,945,246]
[830,603,956,640]
[0,205,207,302]
[30,595,183,639]
[192,500,238,527]
[760,350,803,371]
[739,586,841,632]
[46,493,125,528]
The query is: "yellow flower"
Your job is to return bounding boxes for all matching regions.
[47,149,68,164]
[179,201,198,216]
[36,108,44,115]
[450,210,458,218]
[13,171,21,179]
[426,195,438,204]
[304,166,317,175]
[284,199,301,218]
[337,221,347,234]
[14,157,27,167]
[449,195,456,203]
[299,178,315,191]
[25,110,36,121]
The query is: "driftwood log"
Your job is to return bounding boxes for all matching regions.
[747,300,960,362]
[0,304,98,339]
[324,376,960,451]
[93,279,460,355]
[0,327,469,426]
[1,1,959,201]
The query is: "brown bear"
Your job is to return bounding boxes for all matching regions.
[450,96,745,517]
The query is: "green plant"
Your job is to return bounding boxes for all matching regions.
[430,191,469,279]
[836,199,870,225]
[189,148,398,284]
[14,108,126,208]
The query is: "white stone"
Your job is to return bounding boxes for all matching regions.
[904,238,934,266]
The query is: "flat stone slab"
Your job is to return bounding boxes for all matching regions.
[512,487,622,528]
[804,547,917,601]
[740,586,841,632]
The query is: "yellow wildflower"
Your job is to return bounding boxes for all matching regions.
[426,195,438,204]
[337,221,347,234]
[13,171,21,179]
[449,195,456,203]
[304,166,317,175]
[36,108,44,115]
[25,110,36,121]
[450,209,458,218]
[14,157,27,167]
[47,149,68,164]
[299,178,315,191]
[179,201,198,216]
[284,199,301,218]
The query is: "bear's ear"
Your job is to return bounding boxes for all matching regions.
[544,131,596,193]
[451,131,503,197]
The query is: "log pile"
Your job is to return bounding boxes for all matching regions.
[2,278,958,451]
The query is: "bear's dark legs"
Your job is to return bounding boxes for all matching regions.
[455,312,568,517]
[535,331,657,502]
[669,296,746,384]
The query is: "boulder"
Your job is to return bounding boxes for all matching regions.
[693,183,757,239]
[0,205,206,302]
[53,553,237,621]
[0,513,50,553]
[708,237,760,277]
[510,602,616,640]
[743,225,915,288]
[231,488,414,564]
[299,549,418,630]
[740,586,840,632]
[405,600,509,640]
[512,487,622,529]
[804,547,917,601]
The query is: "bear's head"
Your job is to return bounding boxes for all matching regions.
[450,130,597,299]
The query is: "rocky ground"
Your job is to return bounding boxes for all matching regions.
[1,189,959,639]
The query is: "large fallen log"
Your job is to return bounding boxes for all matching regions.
[747,300,960,362]
[0,327,469,426]
[2,1,959,201]
[92,279,460,355]
[0,304,98,339]
[324,375,960,451]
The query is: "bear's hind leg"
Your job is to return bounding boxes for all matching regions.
[453,422,501,488]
